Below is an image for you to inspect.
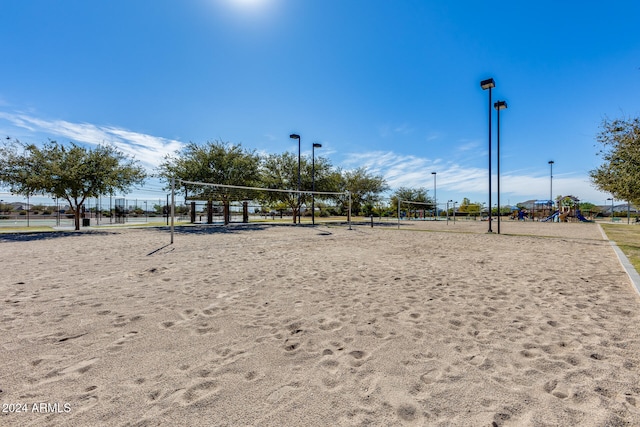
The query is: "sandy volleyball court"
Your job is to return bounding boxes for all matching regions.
[1,221,639,426]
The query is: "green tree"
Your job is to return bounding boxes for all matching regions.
[158,141,260,224]
[458,198,483,216]
[458,197,472,212]
[337,167,389,216]
[0,201,13,213]
[260,152,338,223]
[0,140,146,230]
[590,117,640,205]
[390,187,431,218]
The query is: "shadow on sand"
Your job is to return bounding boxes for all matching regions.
[164,222,325,236]
[162,220,401,235]
[0,220,397,243]
[0,229,121,242]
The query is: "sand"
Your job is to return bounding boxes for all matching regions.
[1,220,640,426]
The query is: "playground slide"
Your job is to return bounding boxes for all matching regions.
[576,210,593,222]
[541,211,559,222]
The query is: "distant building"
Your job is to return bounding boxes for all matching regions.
[8,202,31,211]
[517,199,553,210]
[597,203,638,215]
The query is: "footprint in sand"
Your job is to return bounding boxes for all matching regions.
[397,404,418,421]
[181,380,219,404]
[60,357,100,375]
[320,358,340,372]
[283,340,300,352]
[107,331,139,352]
[543,379,570,399]
[318,320,342,331]
[266,383,300,404]
[201,307,218,316]
[321,375,341,390]
[245,371,258,381]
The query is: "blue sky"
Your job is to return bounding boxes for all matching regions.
[1,0,639,207]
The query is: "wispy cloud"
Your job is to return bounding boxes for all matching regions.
[340,150,609,203]
[0,112,183,170]
[343,151,484,190]
[426,132,441,142]
[456,139,481,152]
[378,122,414,138]
[0,111,611,203]
[394,123,413,135]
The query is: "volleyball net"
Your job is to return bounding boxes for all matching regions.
[169,178,352,243]
[397,199,436,229]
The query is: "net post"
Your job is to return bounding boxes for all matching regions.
[348,191,352,230]
[170,177,175,244]
[398,199,401,229]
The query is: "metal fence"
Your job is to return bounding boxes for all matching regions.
[0,197,177,228]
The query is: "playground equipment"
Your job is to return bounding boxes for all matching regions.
[520,195,594,222]
[548,196,593,222]
[541,210,573,222]
[575,209,593,222]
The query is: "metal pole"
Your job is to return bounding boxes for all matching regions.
[298,137,301,224]
[312,144,315,226]
[432,172,437,220]
[171,178,175,244]
[446,201,450,224]
[549,160,554,216]
[611,198,614,222]
[488,86,493,232]
[348,191,352,230]
[497,105,501,234]
[453,201,457,223]
[397,199,401,229]
[550,161,554,207]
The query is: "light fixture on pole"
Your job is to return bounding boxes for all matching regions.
[494,99,507,234]
[431,172,437,219]
[289,133,301,224]
[548,160,554,213]
[312,142,322,225]
[481,78,495,233]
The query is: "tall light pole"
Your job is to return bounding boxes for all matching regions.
[453,201,457,223]
[290,133,301,224]
[548,160,554,213]
[494,100,507,234]
[481,78,495,233]
[431,172,437,219]
[608,197,614,222]
[312,142,322,225]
